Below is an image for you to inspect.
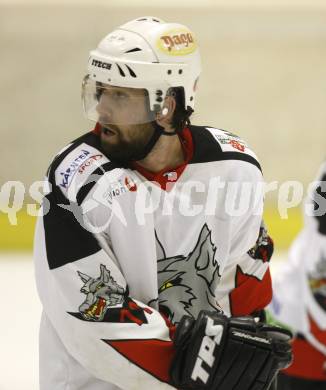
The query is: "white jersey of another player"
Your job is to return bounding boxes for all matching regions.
[268,161,326,382]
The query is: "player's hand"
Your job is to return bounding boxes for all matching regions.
[170,310,292,390]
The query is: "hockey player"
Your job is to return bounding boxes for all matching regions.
[34,17,292,389]
[268,162,326,389]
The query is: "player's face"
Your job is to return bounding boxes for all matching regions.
[96,85,155,161]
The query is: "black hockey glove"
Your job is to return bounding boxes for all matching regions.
[170,310,292,390]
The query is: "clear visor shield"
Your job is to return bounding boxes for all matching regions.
[82,75,156,126]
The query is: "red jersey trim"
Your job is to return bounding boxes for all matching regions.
[104,338,175,384]
[229,265,272,316]
[309,313,326,346]
[132,127,194,191]
[284,337,326,380]
[92,122,101,135]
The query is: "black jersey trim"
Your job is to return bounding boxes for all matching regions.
[188,125,262,172]
[44,158,117,269]
[43,131,106,270]
[218,151,261,171]
[43,190,102,270]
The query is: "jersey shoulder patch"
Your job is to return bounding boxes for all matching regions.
[189,125,261,172]
[55,143,109,193]
[46,132,115,202]
[205,127,258,159]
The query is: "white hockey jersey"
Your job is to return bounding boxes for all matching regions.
[268,161,326,381]
[34,124,272,390]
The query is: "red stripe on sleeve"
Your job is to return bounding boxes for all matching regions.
[229,265,272,316]
[103,339,176,384]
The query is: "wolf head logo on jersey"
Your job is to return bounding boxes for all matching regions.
[69,264,152,325]
[156,223,221,323]
[77,264,125,321]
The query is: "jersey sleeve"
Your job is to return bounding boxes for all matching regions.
[34,165,176,389]
[214,159,273,316]
[267,160,326,349]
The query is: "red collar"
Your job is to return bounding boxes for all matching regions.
[132,127,193,190]
[93,122,102,135]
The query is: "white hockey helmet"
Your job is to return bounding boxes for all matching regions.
[82,16,201,124]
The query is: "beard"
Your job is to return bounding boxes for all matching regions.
[100,122,156,164]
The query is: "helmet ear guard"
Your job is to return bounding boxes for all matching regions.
[162,107,169,116]
[154,92,175,126]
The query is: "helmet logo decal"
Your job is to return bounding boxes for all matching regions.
[91,59,112,70]
[157,28,197,56]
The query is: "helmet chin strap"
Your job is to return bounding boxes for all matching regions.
[127,121,178,162]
